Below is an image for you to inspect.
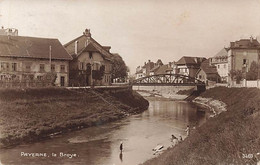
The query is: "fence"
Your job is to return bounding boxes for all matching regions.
[0,80,53,88]
[229,80,260,88]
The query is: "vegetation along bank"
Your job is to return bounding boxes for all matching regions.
[0,87,149,148]
[143,87,260,165]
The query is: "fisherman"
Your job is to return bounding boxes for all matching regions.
[120,141,123,153]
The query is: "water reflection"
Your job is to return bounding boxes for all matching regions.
[0,98,209,165]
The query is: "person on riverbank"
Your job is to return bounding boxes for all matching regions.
[120,141,123,153]
[171,134,178,147]
[179,135,183,142]
[185,125,190,136]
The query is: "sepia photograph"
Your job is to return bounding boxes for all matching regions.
[0,0,260,164]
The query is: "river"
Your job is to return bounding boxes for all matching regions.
[0,97,210,165]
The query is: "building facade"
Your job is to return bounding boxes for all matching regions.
[175,56,206,78]
[210,48,229,83]
[64,29,113,86]
[228,37,260,84]
[0,35,72,87]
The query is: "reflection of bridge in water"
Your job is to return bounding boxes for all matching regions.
[132,74,205,89]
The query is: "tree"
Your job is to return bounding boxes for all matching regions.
[230,69,243,83]
[246,61,260,80]
[111,53,127,79]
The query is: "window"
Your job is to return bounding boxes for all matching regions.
[12,63,17,71]
[224,64,226,69]
[37,76,43,80]
[25,65,31,72]
[89,52,93,59]
[39,64,45,72]
[0,62,4,71]
[243,59,247,65]
[51,64,55,72]
[218,65,220,69]
[60,65,65,72]
[6,63,9,71]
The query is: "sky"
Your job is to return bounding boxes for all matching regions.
[1,0,260,74]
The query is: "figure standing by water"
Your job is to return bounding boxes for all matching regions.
[120,141,123,153]
[185,125,190,136]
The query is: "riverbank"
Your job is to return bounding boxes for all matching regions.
[143,87,260,165]
[0,88,149,148]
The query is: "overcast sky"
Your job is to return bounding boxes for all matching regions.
[1,0,260,73]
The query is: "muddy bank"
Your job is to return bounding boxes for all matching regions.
[136,89,188,101]
[0,88,149,148]
[143,87,260,165]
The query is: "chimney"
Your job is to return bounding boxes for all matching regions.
[75,41,79,54]
[84,28,91,38]
[148,60,151,63]
[250,36,253,43]
[194,58,198,63]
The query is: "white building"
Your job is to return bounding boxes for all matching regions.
[210,48,229,83]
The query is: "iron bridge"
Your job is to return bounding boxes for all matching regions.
[132,74,205,86]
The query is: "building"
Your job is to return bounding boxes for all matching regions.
[0,34,72,87]
[149,62,174,75]
[64,29,113,86]
[228,37,260,84]
[0,27,18,36]
[196,59,220,85]
[210,48,229,83]
[175,56,206,78]
[135,59,164,78]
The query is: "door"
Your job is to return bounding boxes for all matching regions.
[60,76,65,87]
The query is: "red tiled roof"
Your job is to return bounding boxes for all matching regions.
[0,35,72,60]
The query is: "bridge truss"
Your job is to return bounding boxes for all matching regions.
[132,74,205,86]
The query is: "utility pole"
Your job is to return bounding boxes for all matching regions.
[49,45,52,65]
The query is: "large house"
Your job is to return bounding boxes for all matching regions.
[210,48,229,82]
[228,37,260,84]
[64,29,113,86]
[0,34,72,87]
[175,56,206,78]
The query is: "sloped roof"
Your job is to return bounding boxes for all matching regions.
[142,61,154,69]
[214,48,229,58]
[200,59,218,74]
[176,56,206,65]
[150,65,160,72]
[0,35,72,60]
[83,42,100,52]
[64,33,112,60]
[230,38,260,49]
[151,65,171,74]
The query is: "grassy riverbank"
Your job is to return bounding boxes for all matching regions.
[0,88,149,148]
[143,87,260,165]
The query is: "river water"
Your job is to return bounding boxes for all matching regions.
[0,97,210,165]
